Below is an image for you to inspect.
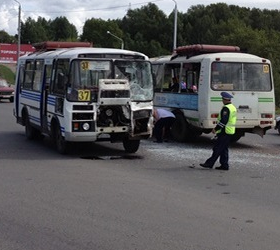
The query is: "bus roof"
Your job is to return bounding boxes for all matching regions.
[19,47,149,61]
[171,52,270,63]
[151,51,269,64]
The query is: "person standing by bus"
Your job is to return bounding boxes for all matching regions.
[200,92,237,170]
[153,108,176,143]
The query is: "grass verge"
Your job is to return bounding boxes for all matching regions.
[0,64,16,85]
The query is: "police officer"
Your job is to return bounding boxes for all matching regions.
[200,92,237,170]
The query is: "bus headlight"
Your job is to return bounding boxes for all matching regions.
[105,108,113,117]
[82,122,90,131]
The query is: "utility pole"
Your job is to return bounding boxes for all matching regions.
[172,0,177,51]
[13,0,21,62]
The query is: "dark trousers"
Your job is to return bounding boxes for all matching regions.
[154,117,175,142]
[205,133,231,168]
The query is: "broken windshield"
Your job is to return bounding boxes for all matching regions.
[67,59,153,102]
[114,60,153,101]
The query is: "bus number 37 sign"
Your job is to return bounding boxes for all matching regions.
[78,89,91,101]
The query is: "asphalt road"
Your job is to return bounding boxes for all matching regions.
[1,101,280,250]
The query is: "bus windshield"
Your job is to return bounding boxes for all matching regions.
[114,60,153,101]
[67,59,153,102]
[211,62,272,91]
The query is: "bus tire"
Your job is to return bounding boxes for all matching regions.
[25,115,37,140]
[171,113,187,142]
[123,138,140,153]
[277,121,280,134]
[54,124,69,154]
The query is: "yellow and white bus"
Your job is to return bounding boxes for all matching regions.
[151,44,275,142]
[14,41,154,153]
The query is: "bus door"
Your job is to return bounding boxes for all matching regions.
[41,63,52,132]
[15,62,25,119]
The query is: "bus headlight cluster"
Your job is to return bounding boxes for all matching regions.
[73,122,92,131]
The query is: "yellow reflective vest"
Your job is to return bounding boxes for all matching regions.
[217,103,237,135]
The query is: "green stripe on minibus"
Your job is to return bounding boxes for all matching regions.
[258,98,273,102]
[210,97,222,102]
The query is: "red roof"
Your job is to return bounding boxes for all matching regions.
[174,44,240,58]
[33,41,92,51]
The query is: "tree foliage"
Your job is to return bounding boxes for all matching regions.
[80,18,123,48]
[50,17,78,41]
[20,16,78,43]
[21,17,49,43]
[0,30,14,43]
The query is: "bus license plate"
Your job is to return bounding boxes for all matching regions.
[238,108,252,113]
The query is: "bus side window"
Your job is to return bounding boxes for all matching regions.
[53,59,69,95]
[183,63,200,93]
[43,64,53,91]
[151,64,164,92]
[33,60,44,91]
[23,60,34,90]
[186,71,198,93]
[163,65,180,92]
[18,64,25,92]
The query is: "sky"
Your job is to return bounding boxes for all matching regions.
[0,0,279,36]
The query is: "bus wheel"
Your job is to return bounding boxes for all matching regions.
[277,121,280,134]
[171,113,187,142]
[25,115,37,140]
[55,124,68,154]
[123,138,140,153]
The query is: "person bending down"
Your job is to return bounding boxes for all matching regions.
[153,108,176,143]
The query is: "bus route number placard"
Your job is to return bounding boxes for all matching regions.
[263,65,269,73]
[81,61,89,70]
[78,89,91,101]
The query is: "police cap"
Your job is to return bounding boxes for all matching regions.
[221,91,233,100]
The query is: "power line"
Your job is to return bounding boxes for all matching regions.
[23,0,163,14]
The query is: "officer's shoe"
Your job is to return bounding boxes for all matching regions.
[199,163,213,169]
[215,166,229,171]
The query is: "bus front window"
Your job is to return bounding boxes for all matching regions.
[114,60,154,101]
[67,60,111,102]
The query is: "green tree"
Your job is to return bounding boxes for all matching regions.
[0,30,14,43]
[80,18,123,48]
[21,17,49,43]
[183,5,216,44]
[50,17,78,41]
[37,17,52,39]
[120,3,170,55]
